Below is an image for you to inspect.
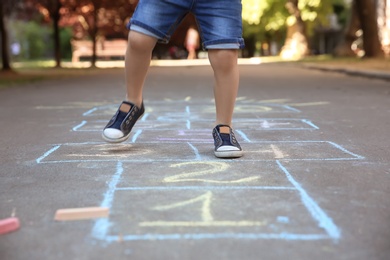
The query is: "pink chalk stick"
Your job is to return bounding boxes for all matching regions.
[0,217,20,235]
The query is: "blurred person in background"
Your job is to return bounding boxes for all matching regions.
[184,25,200,59]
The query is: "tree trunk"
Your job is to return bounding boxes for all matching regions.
[243,35,256,58]
[52,0,62,68]
[0,1,12,71]
[90,6,98,67]
[355,0,384,57]
[333,0,361,56]
[280,0,309,59]
[91,33,97,67]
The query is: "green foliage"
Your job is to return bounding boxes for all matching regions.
[60,27,73,59]
[332,0,351,27]
[242,0,269,25]
[25,21,52,59]
[240,0,351,56]
[242,0,288,53]
[9,20,53,60]
[300,0,334,35]
[242,0,346,42]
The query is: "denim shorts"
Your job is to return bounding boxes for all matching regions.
[128,0,245,50]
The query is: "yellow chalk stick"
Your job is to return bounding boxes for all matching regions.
[54,207,109,221]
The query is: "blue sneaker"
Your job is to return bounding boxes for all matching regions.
[102,101,144,143]
[212,124,243,158]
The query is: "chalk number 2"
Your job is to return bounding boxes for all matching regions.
[163,161,260,184]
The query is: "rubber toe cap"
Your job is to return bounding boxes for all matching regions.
[216,145,240,152]
[103,128,124,139]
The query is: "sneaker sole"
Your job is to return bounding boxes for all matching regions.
[214,150,243,158]
[102,132,132,143]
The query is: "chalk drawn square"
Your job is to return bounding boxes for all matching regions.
[190,141,364,161]
[118,160,292,188]
[108,189,322,236]
[83,103,191,117]
[82,105,119,117]
[135,129,212,143]
[72,120,107,132]
[72,120,192,132]
[143,104,191,114]
[236,119,318,130]
[189,119,318,131]
[154,113,215,121]
[199,104,300,114]
[36,142,200,163]
[83,104,161,117]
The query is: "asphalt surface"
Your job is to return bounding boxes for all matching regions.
[0,62,389,260]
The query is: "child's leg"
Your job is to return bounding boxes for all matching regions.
[194,1,244,159]
[102,0,189,143]
[102,31,156,143]
[208,49,243,158]
[125,31,157,107]
[208,49,239,127]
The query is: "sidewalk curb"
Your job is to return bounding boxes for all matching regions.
[301,64,390,82]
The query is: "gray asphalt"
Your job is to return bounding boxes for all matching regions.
[0,63,389,260]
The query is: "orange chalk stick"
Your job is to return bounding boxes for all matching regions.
[54,207,109,221]
[0,217,20,235]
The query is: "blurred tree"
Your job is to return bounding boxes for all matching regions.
[62,0,100,67]
[25,0,62,67]
[242,0,278,57]
[86,0,102,67]
[44,0,62,66]
[0,0,17,71]
[62,0,137,67]
[334,0,384,58]
[333,0,360,56]
[242,0,335,58]
[355,0,384,57]
[59,26,73,59]
[280,0,335,58]
[280,0,310,59]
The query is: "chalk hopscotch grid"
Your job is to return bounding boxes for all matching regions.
[87,103,357,242]
[37,141,362,242]
[90,160,339,243]
[36,102,364,243]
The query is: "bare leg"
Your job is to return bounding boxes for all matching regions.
[125,31,157,107]
[208,49,242,158]
[102,31,157,143]
[208,49,239,128]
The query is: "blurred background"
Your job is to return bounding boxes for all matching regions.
[0,0,389,71]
